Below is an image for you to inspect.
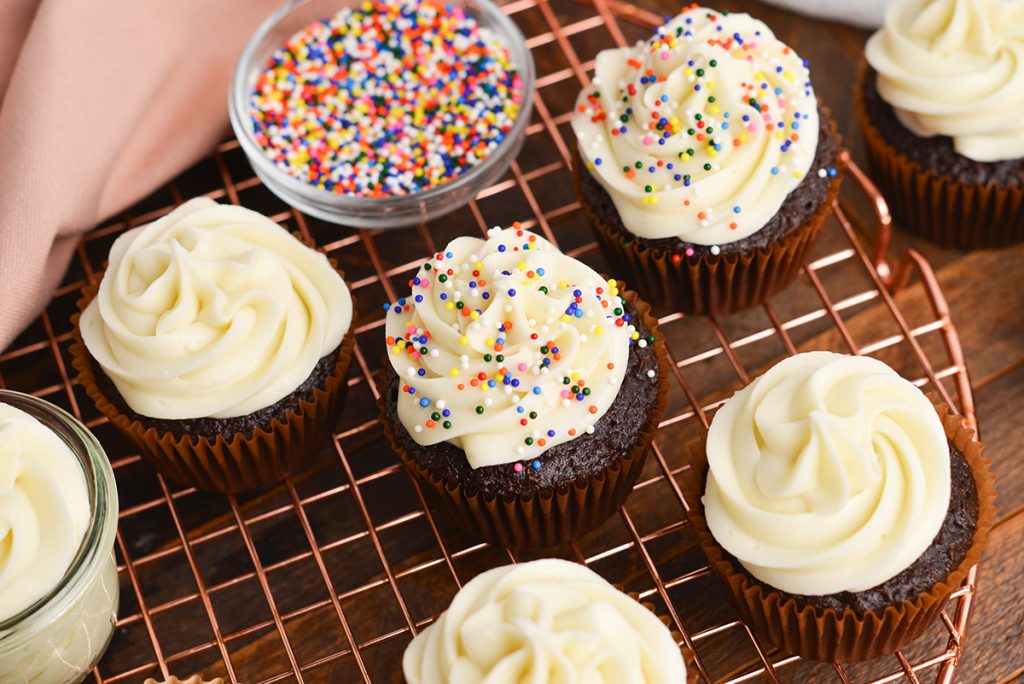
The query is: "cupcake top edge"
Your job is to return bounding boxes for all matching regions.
[0,402,91,622]
[571,4,822,244]
[401,558,687,684]
[702,350,952,596]
[79,197,353,421]
[865,0,1024,163]
[384,224,646,469]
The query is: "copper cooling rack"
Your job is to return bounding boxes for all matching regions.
[0,0,982,682]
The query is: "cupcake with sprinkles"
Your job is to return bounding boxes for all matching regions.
[246,0,524,198]
[860,0,1024,249]
[378,224,669,548]
[571,4,842,316]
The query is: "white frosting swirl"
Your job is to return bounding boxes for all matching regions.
[80,197,352,420]
[865,0,1024,162]
[402,559,687,684]
[572,5,820,244]
[703,352,951,596]
[385,226,639,469]
[0,403,91,622]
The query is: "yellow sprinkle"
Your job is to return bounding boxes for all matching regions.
[708,105,719,115]
[445,302,455,311]
[561,314,572,323]
[485,338,495,347]
[460,336,469,345]
[794,171,804,179]
[516,261,526,271]
[470,311,480,320]
[594,326,604,336]
[631,331,640,340]
[390,346,400,355]
[571,372,580,381]
[449,369,460,377]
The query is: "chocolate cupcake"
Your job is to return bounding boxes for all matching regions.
[684,351,994,662]
[571,5,842,316]
[71,198,356,492]
[378,224,669,548]
[860,0,1024,249]
[401,559,688,683]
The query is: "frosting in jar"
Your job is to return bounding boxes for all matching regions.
[402,559,687,684]
[80,197,352,420]
[385,225,643,469]
[865,0,1024,162]
[0,403,91,622]
[703,351,951,596]
[572,5,821,244]
[0,552,118,683]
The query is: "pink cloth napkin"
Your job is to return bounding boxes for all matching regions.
[0,0,280,351]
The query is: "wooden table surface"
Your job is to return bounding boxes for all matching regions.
[3,0,1021,682]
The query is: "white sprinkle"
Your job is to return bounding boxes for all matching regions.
[710,245,721,256]
[414,425,423,433]
[646,369,656,378]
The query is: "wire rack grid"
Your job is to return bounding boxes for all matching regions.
[0,0,982,682]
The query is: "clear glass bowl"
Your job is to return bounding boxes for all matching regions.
[0,391,119,684]
[229,0,536,228]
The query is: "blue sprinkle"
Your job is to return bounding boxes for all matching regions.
[442,409,451,417]
[532,386,542,395]
[531,460,542,471]
[547,429,556,437]
[419,398,430,408]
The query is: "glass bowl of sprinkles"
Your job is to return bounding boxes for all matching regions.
[229,0,534,228]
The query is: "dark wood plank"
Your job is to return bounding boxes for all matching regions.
[958,513,1024,683]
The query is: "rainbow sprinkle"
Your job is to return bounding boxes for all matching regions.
[385,223,655,472]
[249,0,522,197]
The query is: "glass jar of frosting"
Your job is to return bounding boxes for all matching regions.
[0,390,119,683]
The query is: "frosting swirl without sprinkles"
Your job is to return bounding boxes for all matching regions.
[385,224,643,470]
[865,0,1024,163]
[80,197,352,420]
[572,4,820,244]
[703,352,951,596]
[402,559,687,684]
[0,403,91,622]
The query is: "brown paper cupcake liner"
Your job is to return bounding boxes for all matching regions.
[856,64,1024,250]
[379,288,670,549]
[70,258,356,493]
[571,107,843,317]
[681,397,995,663]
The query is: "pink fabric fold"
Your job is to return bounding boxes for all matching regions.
[0,0,280,350]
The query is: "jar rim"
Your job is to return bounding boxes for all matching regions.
[0,390,118,634]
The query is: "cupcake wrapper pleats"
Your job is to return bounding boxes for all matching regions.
[70,261,356,493]
[572,105,843,317]
[682,397,995,662]
[856,64,1024,250]
[378,288,670,549]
